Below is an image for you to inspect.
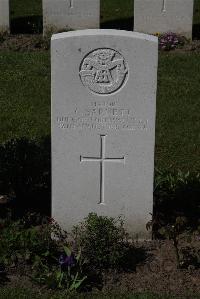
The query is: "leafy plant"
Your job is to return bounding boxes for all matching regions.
[153,170,200,236]
[0,216,60,267]
[58,246,87,290]
[158,32,186,50]
[72,213,132,270]
[0,262,7,286]
[159,216,200,269]
[158,216,188,268]
[32,245,86,291]
[179,245,200,270]
[0,215,88,292]
[0,31,8,44]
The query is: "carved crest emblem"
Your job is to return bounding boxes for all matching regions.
[79,48,128,95]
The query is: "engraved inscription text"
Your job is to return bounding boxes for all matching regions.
[57,101,148,131]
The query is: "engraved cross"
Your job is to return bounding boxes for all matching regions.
[80,135,125,205]
[69,0,74,8]
[162,0,167,12]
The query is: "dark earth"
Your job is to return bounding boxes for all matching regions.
[0,34,200,53]
[3,238,200,298]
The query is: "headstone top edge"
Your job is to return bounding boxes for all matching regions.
[51,29,158,43]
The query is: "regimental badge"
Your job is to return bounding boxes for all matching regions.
[79,48,129,95]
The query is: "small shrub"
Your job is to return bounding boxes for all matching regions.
[0,216,61,267]
[179,245,200,270]
[159,217,200,269]
[0,263,7,285]
[158,32,186,51]
[158,216,188,268]
[153,170,200,236]
[0,31,8,44]
[0,215,87,292]
[72,213,132,270]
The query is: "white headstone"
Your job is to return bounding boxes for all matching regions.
[134,0,194,39]
[43,0,100,34]
[51,30,158,238]
[0,0,9,33]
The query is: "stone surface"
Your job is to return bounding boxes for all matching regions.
[51,29,158,238]
[43,0,100,34]
[0,0,9,33]
[134,0,194,39]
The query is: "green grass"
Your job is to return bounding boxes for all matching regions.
[1,288,199,299]
[0,51,199,172]
[101,0,133,26]
[155,52,200,172]
[10,0,42,19]
[0,51,50,141]
[193,0,200,25]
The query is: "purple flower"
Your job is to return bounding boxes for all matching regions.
[158,32,184,51]
[59,254,76,268]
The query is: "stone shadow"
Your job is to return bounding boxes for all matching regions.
[11,16,43,34]
[101,17,134,31]
[153,171,200,238]
[193,23,200,39]
[0,136,51,219]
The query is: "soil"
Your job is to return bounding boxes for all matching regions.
[103,240,200,298]
[2,239,200,298]
[0,34,200,53]
[0,34,50,52]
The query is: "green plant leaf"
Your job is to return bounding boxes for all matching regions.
[63,246,71,257]
[69,273,87,291]
[76,249,81,262]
